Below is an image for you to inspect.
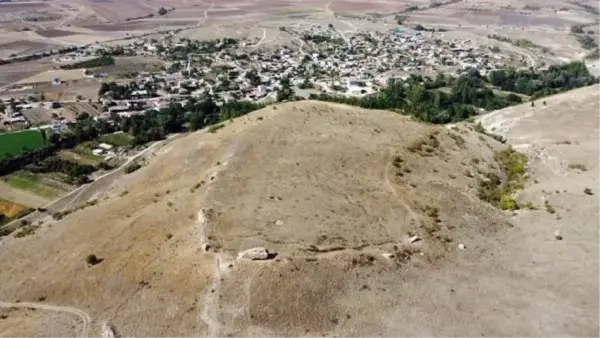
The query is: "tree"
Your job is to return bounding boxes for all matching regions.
[158,7,168,15]
[276,76,295,102]
[571,25,584,34]
[188,110,202,131]
[245,69,261,86]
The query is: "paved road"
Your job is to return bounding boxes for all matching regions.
[0,301,91,337]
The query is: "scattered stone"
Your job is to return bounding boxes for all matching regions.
[554,230,563,241]
[202,243,210,252]
[382,253,395,259]
[238,247,270,260]
[101,322,116,338]
[458,243,466,250]
[409,235,421,244]
[274,219,284,226]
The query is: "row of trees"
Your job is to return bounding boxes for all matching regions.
[126,97,265,144]
[487,61,597,97]
[98,81,156,99]
[0,96,266,178]
[60,56,115,70]
[311,68,517,124]
[312,61,597,124]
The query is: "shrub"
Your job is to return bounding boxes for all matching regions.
[478,147,528,210]
[544,201,555,214]
[499,194,519,210]
[124,162,141,174]
[86,254,100,266]
[13,225,39,238]
[523,201,536,210]
[208,124,225,133]
[0,228,14,237]
[568,163,587,171]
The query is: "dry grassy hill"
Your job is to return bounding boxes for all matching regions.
[0,98,597,336]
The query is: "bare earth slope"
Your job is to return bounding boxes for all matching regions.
[0,99,597,336]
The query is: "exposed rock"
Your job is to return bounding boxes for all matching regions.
[382,253,395,259]
[554,230,563,241]
[458,243,466,250]
[274,219,284,226]
[409,235,421,244]
[238,247,270,260]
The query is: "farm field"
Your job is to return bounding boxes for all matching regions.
[100,132,133,147]
[0,197,32,226]
[3,171,66,200]
[0,130,46,158]
[59,143,104,166]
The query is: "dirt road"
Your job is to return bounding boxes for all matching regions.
[0,134,183,232]
[0,301,91,337]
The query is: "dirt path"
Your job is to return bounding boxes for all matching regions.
[251,28,267,48]
[200,255,223,337]
[325,1,350,47]
[0,134,184,232]
[0,301,91,337]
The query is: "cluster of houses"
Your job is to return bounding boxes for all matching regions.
[2,23,517,132]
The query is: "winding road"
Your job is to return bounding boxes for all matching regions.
[0,301,91,337]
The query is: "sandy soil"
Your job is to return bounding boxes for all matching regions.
[0,305,84,337]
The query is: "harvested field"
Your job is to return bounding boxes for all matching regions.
[209,9,250,17]
[331,1,395,13]
[442,10,581,28]
[93,56,163,75]
[0,198,29,219]
[4,171,67,200]
[0,61,52,87]
[0,2,50,12]
[0,130,45,158]
[59,143,104,166]
[81,20,192,31]
[21,107,54,125]
[14,69,85,85]
[36,29,77,38]
[63,102,103,117]
[0,40,58,58]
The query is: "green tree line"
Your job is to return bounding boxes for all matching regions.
[312,61,597,124]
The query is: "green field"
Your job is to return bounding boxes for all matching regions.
[100,132,134,147]
[3,172,64,199]
[0,130,46,158]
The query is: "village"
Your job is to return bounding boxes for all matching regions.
[0,23,519,136]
